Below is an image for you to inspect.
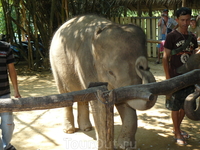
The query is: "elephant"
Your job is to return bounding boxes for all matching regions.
[176,53,200,74]
[49,15,157,149]
[184,85,200,121]
[177,53,200,121]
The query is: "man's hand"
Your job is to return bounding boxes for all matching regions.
[14,91,21,98]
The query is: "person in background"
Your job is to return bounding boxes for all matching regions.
[188,17,200,40]
[156,9,178,64]
[196,12,200,27]
[0,40,21,150]
[163,7,198,146]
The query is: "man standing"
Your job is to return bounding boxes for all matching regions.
[188,17,200,40]
[156,9,178,64]
[163,7,198,146]
[0,41,21,150]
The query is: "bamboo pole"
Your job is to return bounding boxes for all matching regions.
[182,0,186,7]
[147,39,161,44]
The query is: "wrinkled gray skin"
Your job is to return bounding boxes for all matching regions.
[177,53,200,74]
[177,53,200,121]
[184,89,200,121]
[50,15,157,149]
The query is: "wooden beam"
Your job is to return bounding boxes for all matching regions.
[0,70,200,112]
[113,69,200,102]
[90,90,115,150]
[147,39,161,44]
[0,85,108,112]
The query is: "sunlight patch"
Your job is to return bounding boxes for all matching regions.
[157,133,168,137]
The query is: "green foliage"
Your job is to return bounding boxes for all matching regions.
[0,0,199,71]
[0,7,6,34]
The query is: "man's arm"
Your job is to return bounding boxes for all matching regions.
[196,26,200,40]
[158,18,163,26]
[162,47,171,79]
[196,15,200,22]
[173,24,178,30]
[171,18,178,30]
[7,63,21,98]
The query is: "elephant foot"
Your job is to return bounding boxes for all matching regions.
[63,119,76,134]
[79,122,93,131]
[83,126,93,131]
[64,106,75,133]
[115,140,136,150]
[63,129,75,134]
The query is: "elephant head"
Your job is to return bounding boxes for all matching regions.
[184,85,200,121]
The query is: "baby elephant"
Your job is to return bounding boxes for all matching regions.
[50,14,157,149]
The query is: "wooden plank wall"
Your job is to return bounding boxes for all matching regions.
[110,17,160,58]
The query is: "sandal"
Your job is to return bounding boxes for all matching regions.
[172,130,190,139]
[181,131,190,139]
[174,138,187,146]
[155,61,160,64]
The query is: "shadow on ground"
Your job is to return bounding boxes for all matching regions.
[9,59,200,150]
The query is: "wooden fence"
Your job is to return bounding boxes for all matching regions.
[110,17,160,58]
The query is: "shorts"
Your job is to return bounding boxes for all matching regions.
[157,34,166,48]
[159,40,165,53]
[165,86,195,111]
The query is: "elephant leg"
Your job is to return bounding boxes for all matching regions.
[77,101,93,131]
[63,106,75,134]
[115,103,137,149]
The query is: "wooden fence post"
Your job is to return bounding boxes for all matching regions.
[90,90,115,150]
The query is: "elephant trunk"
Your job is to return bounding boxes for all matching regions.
[135,56,156,84]
[184,88,200,121]
[127,56,157,110]
[177,53,200,74]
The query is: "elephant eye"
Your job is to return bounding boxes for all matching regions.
[108,71,116,79]
[109,71,114,75]
[139,66,150,71]
[139,66,144,70]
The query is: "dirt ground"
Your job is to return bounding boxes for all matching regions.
[9,58,200,150]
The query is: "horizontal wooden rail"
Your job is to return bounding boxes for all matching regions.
[147,39,161,44]
[0,69,199,112]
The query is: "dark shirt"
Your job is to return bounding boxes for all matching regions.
[0,41,15,96]
[164,30,198,77]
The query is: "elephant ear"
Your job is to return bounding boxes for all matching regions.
[95,26,103,35]
[95,23,114,36]
[177,54,200,74]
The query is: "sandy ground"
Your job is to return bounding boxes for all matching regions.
[8,58,200,150]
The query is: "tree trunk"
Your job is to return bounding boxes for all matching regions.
[50,0,56,36]
[182,0,186,7]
